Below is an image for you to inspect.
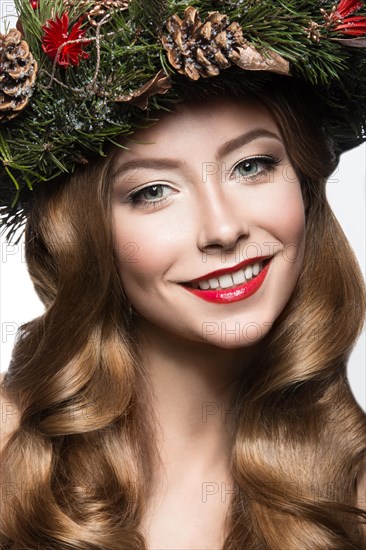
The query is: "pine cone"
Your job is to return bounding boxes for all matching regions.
[162,6,289,80]
[0,29,38,123]
[64,0,129,26]
[161,7,245,80]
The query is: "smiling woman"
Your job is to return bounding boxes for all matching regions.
[1,1,366,549]
[111,97,307,347]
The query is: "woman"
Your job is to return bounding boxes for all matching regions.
[1,1,366,548]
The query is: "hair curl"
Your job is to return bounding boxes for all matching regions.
[1,74,366,549]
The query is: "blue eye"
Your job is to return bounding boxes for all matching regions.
[139,185,164,201]
[127,184,174,208]
[233,156,281,180]
[237,159,261,176]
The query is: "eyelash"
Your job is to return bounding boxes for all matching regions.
[231,155,281,180]
[125,155,281,209]
[125,184,174,209]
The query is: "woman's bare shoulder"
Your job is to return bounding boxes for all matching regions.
[0,372,20,452]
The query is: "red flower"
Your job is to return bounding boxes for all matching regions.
[42,12,90,67]
[334,0,366,35]
[336,0,363,17]
[335,16,366,34]
[30,0,39,8]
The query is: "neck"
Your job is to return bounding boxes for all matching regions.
[135,317,260,480]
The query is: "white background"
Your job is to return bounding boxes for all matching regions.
[1,3,365,410]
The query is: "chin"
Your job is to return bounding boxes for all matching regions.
[198,317,274,349]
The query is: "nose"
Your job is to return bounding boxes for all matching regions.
[196,186,249,253]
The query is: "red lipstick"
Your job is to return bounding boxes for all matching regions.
[181,257,272,304]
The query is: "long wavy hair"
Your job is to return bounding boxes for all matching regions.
[1,75,366,549]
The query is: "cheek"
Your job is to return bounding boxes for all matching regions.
[112,212,184,288]
[264,186,307,285]
[253,182,306,247]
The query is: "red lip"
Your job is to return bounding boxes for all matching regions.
[181,258,272,304]
[185,255,272,284]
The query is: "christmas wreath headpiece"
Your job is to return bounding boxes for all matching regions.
[1,0,366,243]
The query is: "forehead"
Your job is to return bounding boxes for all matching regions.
[115,95,281,160]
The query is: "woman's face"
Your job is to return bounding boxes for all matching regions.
[111,96,307,348]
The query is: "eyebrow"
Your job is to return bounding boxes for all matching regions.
[112,128,282,179]
[216,128,282,158]
[113,158,182,179]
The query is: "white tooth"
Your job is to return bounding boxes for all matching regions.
[208,277,220,289]
[232,269,246,285]
[218,274,234,288]
[198,280,210,290]
[244,265,253,280]
[194,265,264,291]
[252,262,260,276]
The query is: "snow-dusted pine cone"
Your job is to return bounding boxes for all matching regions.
[161,6,246,80]
[0,29,38,123]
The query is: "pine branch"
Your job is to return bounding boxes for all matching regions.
[128,0,169,29]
